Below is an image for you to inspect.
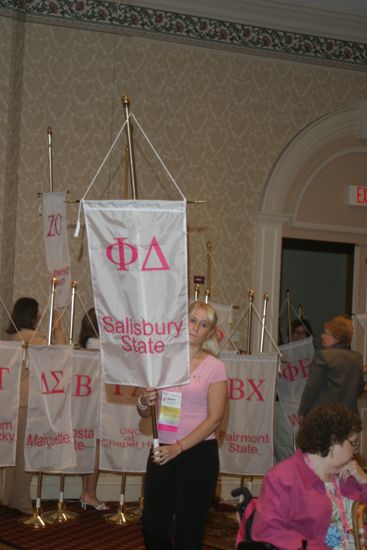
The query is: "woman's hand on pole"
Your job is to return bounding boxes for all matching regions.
[137,387,158,417]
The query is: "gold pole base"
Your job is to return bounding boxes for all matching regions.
[44,501,79,523]
[104,504,140,526]
[18,507,57,529]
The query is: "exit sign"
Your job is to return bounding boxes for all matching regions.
[348,185,367,206]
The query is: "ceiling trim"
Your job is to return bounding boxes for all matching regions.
[1,0,366,70]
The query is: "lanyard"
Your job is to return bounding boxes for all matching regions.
[303,453,351,549]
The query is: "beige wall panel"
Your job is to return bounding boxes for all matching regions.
[6,17,367,339]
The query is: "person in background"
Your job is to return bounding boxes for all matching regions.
[78,307,108,511]
[299,315,363,418]
[291,317,313,341]
[241,404,367,550]
[137,301,228,550]
[2,297,64,514]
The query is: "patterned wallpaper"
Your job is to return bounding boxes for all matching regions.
[1,4,367,340]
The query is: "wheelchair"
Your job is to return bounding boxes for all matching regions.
[232,487,367,550]
[231,486,280,550]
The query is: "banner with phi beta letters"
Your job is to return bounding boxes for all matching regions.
[276,337,314,403]
[218,352,278,476]
[83,200,189,388]
[0,341,23,467]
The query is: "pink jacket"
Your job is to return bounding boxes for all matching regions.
[236,449,367,550]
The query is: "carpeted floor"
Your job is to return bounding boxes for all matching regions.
[0,500,238,549]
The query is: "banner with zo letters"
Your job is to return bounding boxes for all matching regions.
[42,192,72,307]
[83,200,189,388]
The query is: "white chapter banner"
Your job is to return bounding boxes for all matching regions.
[83,200,189,388]
[42,192,72,307]
[276,337,314,403]
[0,341,23,467]
[100,384,152,472]
[62,349,101,474]
[218,352,278,476]
[25,346,75,471]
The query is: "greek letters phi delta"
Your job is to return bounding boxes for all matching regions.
[106,236,169,271]
[102,316,184,354]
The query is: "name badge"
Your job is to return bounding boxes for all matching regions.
[158,391,182,433]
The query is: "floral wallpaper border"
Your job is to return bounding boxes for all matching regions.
[1,0,367,68]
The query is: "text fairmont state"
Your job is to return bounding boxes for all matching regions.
[101,315,184,354]
[218,431,270,454]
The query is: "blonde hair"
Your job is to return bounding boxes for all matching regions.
[188,301,219,356]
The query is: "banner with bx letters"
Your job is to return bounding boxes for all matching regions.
[218,352,278,475]
[83,200,189,388]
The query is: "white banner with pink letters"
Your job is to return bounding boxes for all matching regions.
[218,352,278,475]
[42,192,72,307]
[100,384,152,472]
[276,337,314,403]
[0,341,23,467]
[83,200,189,388]
[62,349,101,474]
[25,346,75,471]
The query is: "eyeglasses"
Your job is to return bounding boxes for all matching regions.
[347,437,360,452]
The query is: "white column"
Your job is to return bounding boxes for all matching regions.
[252,213,290,352]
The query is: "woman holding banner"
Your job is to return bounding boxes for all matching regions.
[2,297,64,514]
[137,301,228,550]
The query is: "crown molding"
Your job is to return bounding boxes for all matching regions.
[129,0,367,43]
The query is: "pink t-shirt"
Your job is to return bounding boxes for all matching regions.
[158,354,227,444]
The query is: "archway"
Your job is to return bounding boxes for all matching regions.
[252,102,367,353]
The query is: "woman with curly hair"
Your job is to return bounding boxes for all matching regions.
[241,404,367,549]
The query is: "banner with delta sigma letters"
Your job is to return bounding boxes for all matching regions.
[0,341,23,467]
[25,346,75,471]
[83,200,189,388]
[42,192,72,307]
[218,352,278,475]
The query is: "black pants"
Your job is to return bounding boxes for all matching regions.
[142,439,219,550]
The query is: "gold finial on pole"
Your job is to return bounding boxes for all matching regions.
[286,289,292,342]
[194,284,200,302]
[206,242,212,299]
[247,289,255,354]
[122,96,137,199]
[47,127,54,192]
[298,304,303,319]
[48,277,57,345]
[204,288,210,304]
[68,281,78,346]
[259,293,269,352]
